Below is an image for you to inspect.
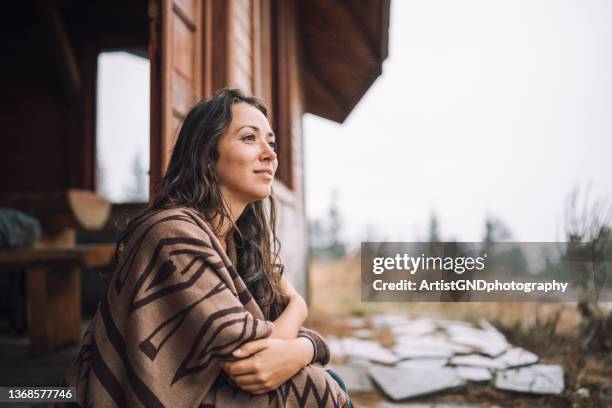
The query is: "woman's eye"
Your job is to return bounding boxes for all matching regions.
[268,141,277,150]
[241,134,256,142]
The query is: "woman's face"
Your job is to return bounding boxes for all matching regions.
[215,102,278,207]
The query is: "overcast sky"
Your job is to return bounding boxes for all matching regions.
[304,0,612,244]
[97,0,612,244]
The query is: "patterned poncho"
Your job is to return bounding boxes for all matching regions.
[63,207,349,407]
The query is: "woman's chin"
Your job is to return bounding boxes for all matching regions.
[247,187,272,202]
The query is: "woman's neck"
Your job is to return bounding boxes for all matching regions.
[208,197,246,244]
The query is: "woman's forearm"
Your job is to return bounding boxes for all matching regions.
[294,337,315,367]
[270,294,308,339]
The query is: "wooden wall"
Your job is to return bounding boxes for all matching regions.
[0,3,77,193]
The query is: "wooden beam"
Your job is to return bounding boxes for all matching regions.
[271,0,299,189]
[35,0,82,103]
[0,189,111,231]
[148,0,163,197]
[0,244,116,269]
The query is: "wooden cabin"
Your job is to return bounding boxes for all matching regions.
[0,0,389,353]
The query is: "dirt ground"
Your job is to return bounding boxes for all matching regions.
[306,255,612,407]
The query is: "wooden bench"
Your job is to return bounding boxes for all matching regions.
[0,190,113,354]
[0,244,116,354]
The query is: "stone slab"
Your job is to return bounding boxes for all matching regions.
[396,358,448,370]
[391,318,437,337]
[494,364,564,395]
[342,338,400,365]
[455,366,493,382]
[394,345,455,359]
[368,365,465,401]
[395,335,473,354]
[371,314,412,329]
[450,354,505,370]
[494,347,538,369]
[446,323,508,357]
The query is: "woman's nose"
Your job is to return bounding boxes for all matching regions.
[260,140,277,161]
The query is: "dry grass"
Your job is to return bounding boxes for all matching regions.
[306,254,612,407]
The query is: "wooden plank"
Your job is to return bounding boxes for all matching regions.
[150,0,202,196]
[226,0,236,87]
[259,0,273,119]
[231,0,252,92]
[202,0,214,97]
[169,113,183,143]
[172,12,195,81]
[252,0,262,96]
[235,28,252,60]
[174,0,196,21]
[0,244,116,269]
[208,0,231,94]
[171,70,196,118]
[234,0,251,27]
[234,62,252,93]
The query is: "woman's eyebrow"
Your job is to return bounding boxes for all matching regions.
[236,125,275,139]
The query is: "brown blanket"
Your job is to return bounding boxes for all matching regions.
[63,207,349,407]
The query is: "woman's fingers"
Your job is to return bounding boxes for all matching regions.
[224,371,271,394]
[239,383,273,395]
[220,357,257,375]
[233,338,269,358]
[231,372,266,386]
[221,338,270,375]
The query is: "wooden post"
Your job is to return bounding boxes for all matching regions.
[27,229,81,354]
[27,265,81,354]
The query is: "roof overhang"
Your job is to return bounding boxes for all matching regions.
[299,0,390,123]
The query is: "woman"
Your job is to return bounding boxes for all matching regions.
[63,89,351,407]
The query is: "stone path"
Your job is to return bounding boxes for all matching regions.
[328,314,564,407]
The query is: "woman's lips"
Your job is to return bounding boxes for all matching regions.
[254,170,273,180]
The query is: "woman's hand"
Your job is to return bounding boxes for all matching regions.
[219,337,314,395]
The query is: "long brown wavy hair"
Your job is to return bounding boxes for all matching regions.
[116,88,288,320]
